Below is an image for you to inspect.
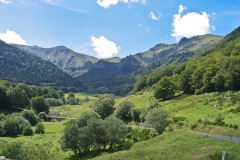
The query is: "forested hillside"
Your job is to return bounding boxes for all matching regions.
[78,34,222,96]
[0,40,83,91]
[134,26,240,97]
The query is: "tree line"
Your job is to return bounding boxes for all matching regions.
[133,26,240,99]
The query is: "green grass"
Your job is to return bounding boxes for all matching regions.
[2,91,240,159]
[115,92,154,109]
[52,93,98,118]
[1,120,73,159]
[92,131,240,160]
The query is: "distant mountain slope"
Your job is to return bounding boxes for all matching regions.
[134,26,240,94]
[0,40,83,90]
[78,34,223,96]
[12,45,99,77]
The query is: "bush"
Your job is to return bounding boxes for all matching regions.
[15,116,31,134]
[233,124,238,129]
[20,110,39,126]
[35,122,45,134]
[22,126,33,136]
[48,111,61,117]
[38,112,48,121]
[234,106,240,113]
[190,123,197,130]
[3,117,20,136]
[172,116,186,123]
[45,98,63,107]
[1,141,25,159]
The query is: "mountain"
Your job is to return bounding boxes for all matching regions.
[134,26,240,94]
[0,40,83,91]
[12,45,99,77]
[78,34,223,96]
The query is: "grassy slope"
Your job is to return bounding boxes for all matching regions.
[1,93,98,159]
[2,92,240,159]
[116,91,240,136]
[92,131,240,160]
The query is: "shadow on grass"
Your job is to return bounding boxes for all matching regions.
[65,142,133,160]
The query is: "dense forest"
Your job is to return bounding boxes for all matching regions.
[0,40,83,92]
[133,26,240,99]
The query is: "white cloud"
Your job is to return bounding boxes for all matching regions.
[0,0,10,4]
[0,30,28,45]
[96,0,146,9]
[149,11,161,20]
[211,25,216,31]
[91,36,121,58]
[178,4,186,14]
[171,4,211,41]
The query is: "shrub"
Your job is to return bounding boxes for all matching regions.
[35,122,45,134]
[15,116,31,134]
[190,123,197,130]
[84,96,89,102]
[3,117,20,136]
[203,118,209,125]
[233,124,238,129]
[1,141,25,159]
[234,106,240,113]
[38,112,48,121]
[22,126,33,136]
[172,116,186,123]
[20,110,39,126]
[48,111,61,117]
[45,98,63,107]
[0,113,6,121]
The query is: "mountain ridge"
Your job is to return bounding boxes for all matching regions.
[0,40,83,91]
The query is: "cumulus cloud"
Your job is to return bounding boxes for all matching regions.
[171,4,211,41]
[0,30,28,45]
[96,0,146,9]
[91,36,121,58]
[149,11,161,20]
[0,0,10,4]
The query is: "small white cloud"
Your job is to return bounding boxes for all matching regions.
[96,0,146,9]
[178,4,186,14]
[138,23,142,26]
[0,30,28,45]
[0,0,10,4]
[211,25,216,31]
[171,4,211,41]
[91,36,121,58]
[149,11,161,20]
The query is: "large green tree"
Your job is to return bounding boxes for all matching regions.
[115,100,138,122]
[144,109,170,134]
[154,76,175,100]
[31,96,50,114]
[10,87,30,109]
[91,94,115,119]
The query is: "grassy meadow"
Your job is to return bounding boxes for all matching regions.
[92,131,240,160]
[2,91,240,159]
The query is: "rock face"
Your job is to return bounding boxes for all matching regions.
[0,156,7,160]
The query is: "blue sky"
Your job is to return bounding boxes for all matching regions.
[0,0,240,58]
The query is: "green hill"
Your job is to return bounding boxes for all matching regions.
[0,40,83,90]
[92,131,240,160]
[78,34,222,96]
[134,26,240,94]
